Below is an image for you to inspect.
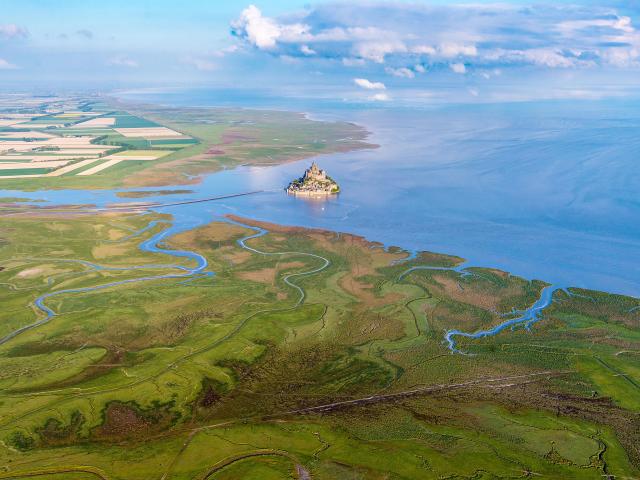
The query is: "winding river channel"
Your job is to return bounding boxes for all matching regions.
[443,285,561,353]
[1,186,567,354]
[0,218,210,346]
[397,264,565,352]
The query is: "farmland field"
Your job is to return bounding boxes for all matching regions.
[111,112,161,128]
[0,167,52,176]
[0,96,372,190]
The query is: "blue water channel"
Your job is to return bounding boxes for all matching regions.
[0,217,212,346]
[444,285,561,353]
[0,193,570,353]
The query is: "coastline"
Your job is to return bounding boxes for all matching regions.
[2,94,640,297]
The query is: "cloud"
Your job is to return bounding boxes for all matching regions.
[353,39,407,63]
[370,93,390,101]
[385,67,415,78]
[231,5,308,50]
[232,5,279,49]
[485,48,582,68]
[107,55,139,68]
[412,45,436,55]
[450,63,467,74]
[300,45,316,56]
[0,58,17,70]
[76,29,93,39]
[557,16,634,36]
[354,78,385,90]
[0,24,28,39]
[438,43,477,58]
[231,3,640,71]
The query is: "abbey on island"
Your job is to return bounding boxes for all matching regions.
[286,162,340,196]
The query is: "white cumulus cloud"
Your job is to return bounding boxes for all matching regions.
[300,45,316,56]
[439,43,477,58]
[412,45,437,55]
[450,63,467,74]
[353,39,407,63]
[354,78,386,90]
[370,93,390,101]
[232,5,309,50]
[385,67,415,78]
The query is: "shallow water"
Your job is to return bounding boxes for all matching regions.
[2,92,640,297]
[444,285,561,353]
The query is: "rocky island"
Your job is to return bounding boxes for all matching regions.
[286,162,340,196]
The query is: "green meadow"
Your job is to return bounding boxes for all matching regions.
[0,209,638,479]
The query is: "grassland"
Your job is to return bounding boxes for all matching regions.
[0,207,638,479]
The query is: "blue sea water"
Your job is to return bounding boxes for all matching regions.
[3,89,640,297]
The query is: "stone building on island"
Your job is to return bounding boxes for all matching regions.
[286,162,340,196]
[304,162,327,181]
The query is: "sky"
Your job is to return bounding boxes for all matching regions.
[1,0,640,102]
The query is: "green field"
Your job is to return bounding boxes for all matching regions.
[112,112,161,128]
[0,137,51,141]
[0,208,638,479]
[0,167,52,176]
[149,138,199,146]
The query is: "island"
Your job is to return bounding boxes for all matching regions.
[286,162,340,196]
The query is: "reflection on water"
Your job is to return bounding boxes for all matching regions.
[289,194,340,217]
[2,94,640,297]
